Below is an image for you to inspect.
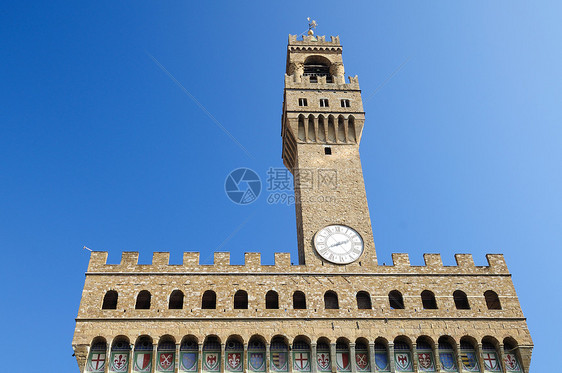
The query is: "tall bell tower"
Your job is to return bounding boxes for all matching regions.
[281,31,377,269]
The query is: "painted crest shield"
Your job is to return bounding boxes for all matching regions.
[504,354,520,371]
[394,352,412,371]
[112,353,128,372]
[336,352,350,371]
[272,352,288,371]
[483,352,501,371]
[374,353,389,371]
[417,352,434,370]
[461,352,479,372]
[181,352,197,372]
[135,353,152,372]
[249,352,265,371]
[293,352,310,371]
[205,352,220,371]
[88,353,105,372]
[355,353,369,371]
[228,352,242,372]
[317,352,331,371]
[158,352,174,372]
[439,353,456,371]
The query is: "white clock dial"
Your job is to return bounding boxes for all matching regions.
[313,225,364,264]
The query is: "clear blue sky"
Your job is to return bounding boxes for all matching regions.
[1,1,559,371]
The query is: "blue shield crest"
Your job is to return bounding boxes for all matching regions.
[439,353,455,371]
[462,352,479,371]
[181,352,197,372]
[375,353,389,371]
[250,352,265,371]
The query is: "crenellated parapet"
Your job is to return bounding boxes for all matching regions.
[86,251,510,275]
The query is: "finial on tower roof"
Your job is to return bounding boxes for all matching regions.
[307,17,318,36]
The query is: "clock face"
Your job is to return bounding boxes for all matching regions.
[313,225,364,264]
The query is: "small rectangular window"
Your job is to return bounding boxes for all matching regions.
[320,99,329,107]
[340,99,351,108]
[298,98,308,107]
[324,147,332,155]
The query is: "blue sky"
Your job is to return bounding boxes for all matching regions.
[1,1,560,371]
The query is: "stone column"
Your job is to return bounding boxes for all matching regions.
[330,344,337,373]
[349,343,356,373]
[476,343,485,373]
[152,344,158,373]
[266,343,271,372]
[175,343,181,373]
[128,344,134,373]
[243,344,248,373]
[497,344,507,373]
[368,343,375,373]
[288,344,293,373]
[198,343,203,373]
[221,343,226,373]
[342,117,349,143]
[411,343,417,372]
[311,343,318,373]
[387,344,395,373]
[455,343,463,373]
[105,343,111,373]
[433,345,441,372]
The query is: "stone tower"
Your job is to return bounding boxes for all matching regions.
[72,33,533,373]
[281,34,376,269]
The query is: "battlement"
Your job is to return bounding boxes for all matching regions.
[284,73,360,89]
[86,251,509,275]
[288,34,341,46]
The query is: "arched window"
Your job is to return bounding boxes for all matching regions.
[134,336,153,372]
[389,290,404,309]
[266,290,279,309]
[102,290,118,310]
[354,339,370,372]
[336,339,351,372]
[324,291,339,309]
[168,290,184,309]
[87,338,107,372]
[416,337,436,371]
[317,339,332,372]
[110,336,131,372]
[225,337,244,372]
[356,291,372,309]
[421,290,438,309]
[453,290,470,310]
[293,337,311,372]
[303,56,332,83]
[484,290,502,310]
[293,291,306,309]
[270,336,289,372]
[157,336,176,372]
[203,336,221,372]
[481,340,501,372]
[393,338,413,372]
[374,339,390,372]
[459,338,480,371]
[298,115,305,141]
[180,336,199,372]
[135,290,151,309]
[503,338,522,372]
[248,337,266,372]
[234,290,248,309]
[202,290,216,309]
[318,116,326,142]
[437,337,457,372]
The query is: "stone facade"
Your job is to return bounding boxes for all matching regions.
[72,34,532,373]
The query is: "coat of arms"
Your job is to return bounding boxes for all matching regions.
[227,352,242,372]
[336,352,350,371]
[181,352,197,372]
[134,353,152,372]
[205,352,220,372]
[417,352,434,371]
[112,353,128,372]
[158,352,174,372]
[250,352,265,371]
[355,353,369,371]
[461,352,479,372]
[374,353,389,371]
[394,352,412,371]
[272,351,288,371]
[293,352,310,371]
[504,354,521,371]
[88,353,105,372]
[317,352,331,371]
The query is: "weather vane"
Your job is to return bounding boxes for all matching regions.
[307,17,318,36]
